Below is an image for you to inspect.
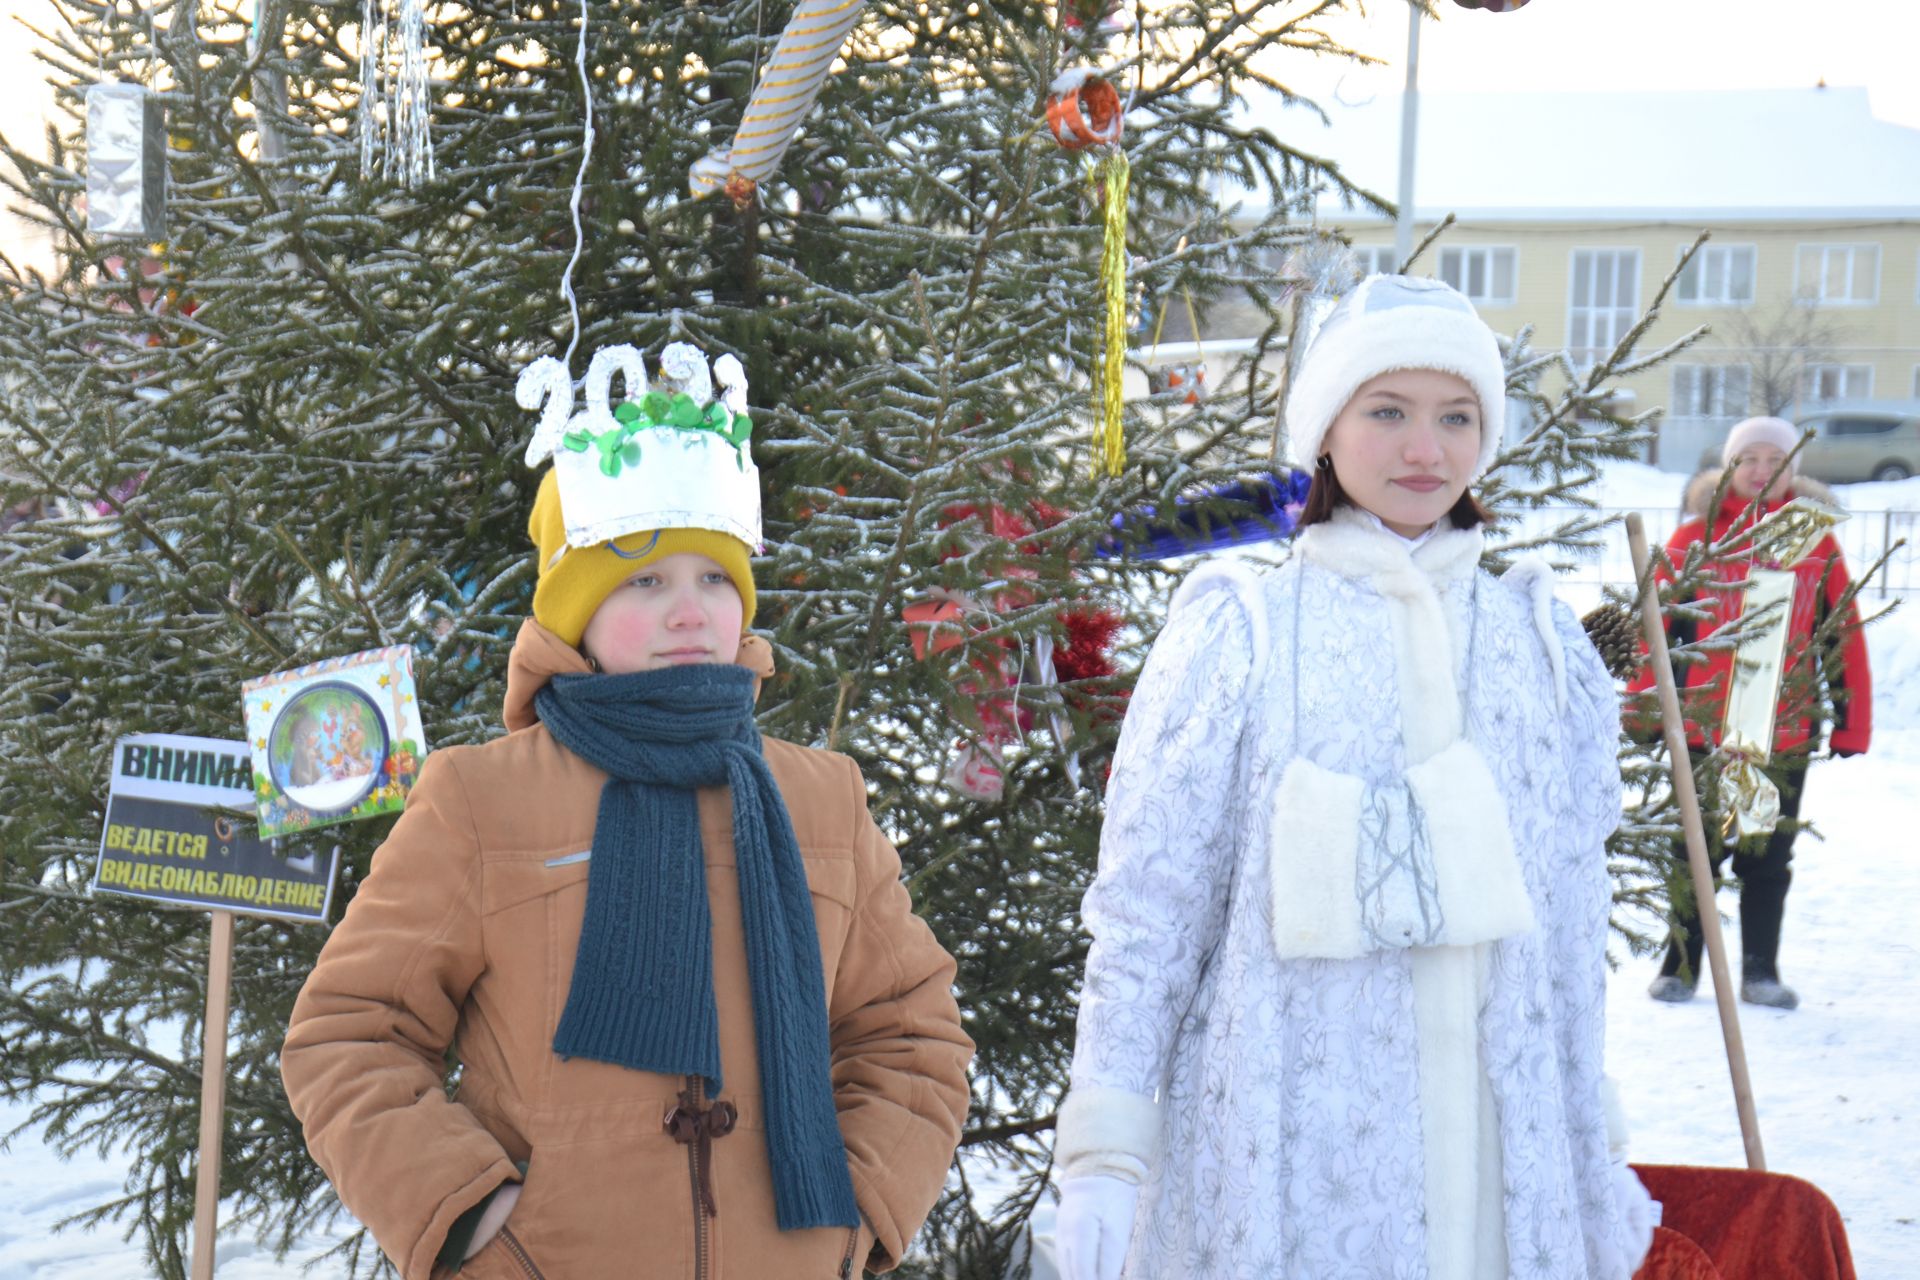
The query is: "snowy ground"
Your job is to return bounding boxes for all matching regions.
[3,466,1916,1278]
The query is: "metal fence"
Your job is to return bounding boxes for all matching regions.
[1496,506,1918,599]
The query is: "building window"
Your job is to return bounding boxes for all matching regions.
[1676,244,1755,305]
[1802,363,1873,405]
[1795,244,1879,304]
[1568,249,1640,367]
[1353,245,1398,276]
[1438,247,1517,306]
[1671,364,1751,419]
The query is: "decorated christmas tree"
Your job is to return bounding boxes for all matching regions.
[0,0,1802,1275]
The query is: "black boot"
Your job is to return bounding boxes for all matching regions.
[1740,873,1798,1009]
[1651,917,1706,1002]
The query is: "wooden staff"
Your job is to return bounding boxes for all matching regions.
[1626,513,1766,1172]
[190,909,236,1280]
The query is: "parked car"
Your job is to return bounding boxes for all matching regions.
[1793,404,1920,483]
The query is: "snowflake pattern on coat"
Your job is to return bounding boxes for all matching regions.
[1070,531,1635,1280]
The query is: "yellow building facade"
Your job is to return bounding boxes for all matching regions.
[1340,221,1920,471]
[1239,87,1920,473]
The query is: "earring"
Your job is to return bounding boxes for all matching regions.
[1315,454,1332,470]
[585,654,603,674]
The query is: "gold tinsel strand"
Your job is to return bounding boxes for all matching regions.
[1092,150,1130,477]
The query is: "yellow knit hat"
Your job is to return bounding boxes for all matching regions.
[527,470,757,647]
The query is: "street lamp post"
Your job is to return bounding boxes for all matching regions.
[1393,2,1422,269]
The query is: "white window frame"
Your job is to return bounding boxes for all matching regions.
[1438,246,1518,306]
[1795,243,1880,305]
[1802,363,1874,405]
[1670,364,1752,419]
[1675,244,1756,306]
[1567,248,1641,369]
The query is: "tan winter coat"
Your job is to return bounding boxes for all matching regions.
[282,620,973,1280]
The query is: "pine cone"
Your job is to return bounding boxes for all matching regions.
[1582,603,1643,681]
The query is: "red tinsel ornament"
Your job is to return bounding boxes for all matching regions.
[1053,608,1122,684]
[900,498,1120,801]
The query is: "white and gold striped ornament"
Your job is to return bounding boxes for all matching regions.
[689,0,865,203]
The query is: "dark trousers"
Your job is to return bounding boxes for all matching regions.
[1660,754,1809,983]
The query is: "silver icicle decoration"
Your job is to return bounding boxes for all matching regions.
[86,82,167,239]
[358,0,435,186]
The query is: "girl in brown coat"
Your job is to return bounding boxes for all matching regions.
[282,344,973,1280]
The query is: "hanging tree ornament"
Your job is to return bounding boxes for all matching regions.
[1060,0,1132,37]
[1089,147,1129,477]
[1451,0,1530,9]
[86,82,166,239]
[1045,69,1129,477]
[1046,68,1123,150]
[690,0,866,205]
[1270,236,1361,464]
[1145,243,1209,407]
[900,497,1121,801]
[358,0,435,186]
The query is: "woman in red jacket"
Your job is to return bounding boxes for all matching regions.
[1636,416,1872,1010]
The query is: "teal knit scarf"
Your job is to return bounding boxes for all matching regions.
[535,663,858,1231]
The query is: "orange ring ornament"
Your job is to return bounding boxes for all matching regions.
[1046,70,1123,151]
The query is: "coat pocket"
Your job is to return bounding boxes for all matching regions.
[453,1224,547,1280]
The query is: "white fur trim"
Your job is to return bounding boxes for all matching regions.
[1055,1086,1162,1182]
[1603,1075,1630,1159]
[1475,1050,1509,1274]
[1284,275,1507,480]
[1411,741,1538,945]
[1268,758,1369,960]
[1502,556,1568,712]
[1299,513,1482,763]
[1170,560,1268,688]
[1410,945,1487,1280]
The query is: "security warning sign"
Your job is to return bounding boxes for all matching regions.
[92,733,338,924]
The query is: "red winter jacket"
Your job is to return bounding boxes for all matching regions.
[1629,480,1872,758]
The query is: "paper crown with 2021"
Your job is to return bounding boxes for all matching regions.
[518,340,763,554]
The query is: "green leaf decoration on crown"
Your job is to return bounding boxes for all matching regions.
[562,392,754,477]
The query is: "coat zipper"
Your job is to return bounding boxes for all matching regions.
[665,1077,737,1280]
[685,1076,711,1280]
[497,1225,546,1280]
[838,1224,860,1279]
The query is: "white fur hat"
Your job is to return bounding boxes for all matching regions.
[1284,274,1507,480]
[1721,416,1800,468]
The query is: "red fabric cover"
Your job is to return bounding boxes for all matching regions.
[1630,1164,1857,1280]
[1624,488,1872,756]
[1635,1226,1723,1280]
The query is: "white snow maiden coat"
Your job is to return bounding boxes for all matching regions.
[1059,509,1641,1280]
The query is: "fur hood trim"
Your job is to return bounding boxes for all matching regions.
[1682,469,1837,520]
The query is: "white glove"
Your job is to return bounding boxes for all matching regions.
[1612,1158,1660,1274]
[1055,1173,1139,1280]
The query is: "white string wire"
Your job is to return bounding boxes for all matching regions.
[559,0,595,367]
